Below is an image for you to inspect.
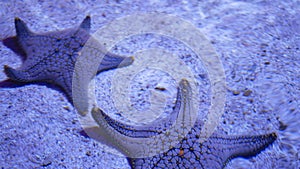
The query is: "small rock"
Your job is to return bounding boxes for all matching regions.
[243,112,250,115]
[86,151,92,156]
[243,89,252,96]
[41,161,52,167]
[247,99,254,103]
[63,106,70,111]
[279,121,288,131]
[155,86,166,91]
[232,90,240,95]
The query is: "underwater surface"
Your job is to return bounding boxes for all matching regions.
[0,0,299,168]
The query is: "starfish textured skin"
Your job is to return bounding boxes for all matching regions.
[3,16,134,99]
[92,79,277,169]
[100,80,183,138]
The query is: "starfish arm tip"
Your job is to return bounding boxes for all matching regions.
[122,56,135,66]
[231,132,277,159]
[130,56,135,61]
[85,15,91,19]
[3,65,30,82]
[79,16,91,32]
[14,17,32,37]
[14,17,21,21]
[4,65,18,81]
[97,54,134,72]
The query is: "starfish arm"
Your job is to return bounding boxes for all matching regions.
[4,63,73,100]
[14,17,33,38]
[95,82,183,138]
[196,133,277,169]
[3,65,38,82]
[79,16,91,32]
[4,59,64,82]
[127,130,277,169]
[212,133,277,167]
[14,17,39,53]
[90,79,194,158]
[97,52,134,73]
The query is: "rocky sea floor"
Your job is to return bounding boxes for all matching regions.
[0,0,299,168]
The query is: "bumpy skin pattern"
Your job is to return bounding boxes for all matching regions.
[99,80,277,169]
[128,124,277,169]
[3,16,134,99]
[100,84,182,138]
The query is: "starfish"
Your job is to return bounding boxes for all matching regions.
[3,16,134,100]
[90,79,277,169]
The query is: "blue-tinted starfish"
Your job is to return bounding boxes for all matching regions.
[91,79,277,169]
[3,16,134,99]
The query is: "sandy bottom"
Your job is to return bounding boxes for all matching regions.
[0,0,299,168]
